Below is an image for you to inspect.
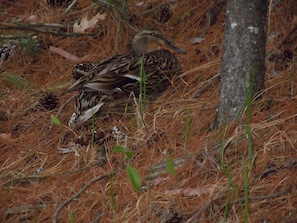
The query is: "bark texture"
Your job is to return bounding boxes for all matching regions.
[217,0,268,125]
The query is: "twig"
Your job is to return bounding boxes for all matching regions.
[0,22,68,29]
[52,169,119,223]
[92,212,104,223]
[64,0,78,14]
[0,34,36,39]
[277,23,297,47]
[56,94,76,118]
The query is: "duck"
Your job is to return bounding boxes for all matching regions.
[64,27,186,127]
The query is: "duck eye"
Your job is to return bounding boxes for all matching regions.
[151,32,157,37]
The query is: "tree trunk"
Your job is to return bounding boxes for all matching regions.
[217,0,268,126]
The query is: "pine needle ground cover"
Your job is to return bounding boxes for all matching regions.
[1,0,297,222]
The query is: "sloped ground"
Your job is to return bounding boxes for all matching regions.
[1,0,297,222]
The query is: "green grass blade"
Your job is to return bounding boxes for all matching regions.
[167,158,175,175]
[139,55,147,119]
[291,58,296,97]
[184,108,191,149]
[0,72,28,89]
[69,211,75,223]
[243,163,249,223]
[110,174,115,210]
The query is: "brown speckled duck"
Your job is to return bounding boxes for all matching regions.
[64,27,186,127]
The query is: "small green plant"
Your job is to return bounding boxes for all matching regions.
[126,165,142,192]
[50,114,77,137]
[219,160,240,221]
[18,35,41,59]
[241,71,256,223]
[113,145,133,159]
[51,114,62,126]
[219,71,256,222]
[113,145,141,192]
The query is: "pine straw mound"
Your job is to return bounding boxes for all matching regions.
[1,0,297,222]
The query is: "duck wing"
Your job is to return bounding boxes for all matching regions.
[63,53,140,94]
[64,50,181,95]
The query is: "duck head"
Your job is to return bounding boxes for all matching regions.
[132,27,186,55]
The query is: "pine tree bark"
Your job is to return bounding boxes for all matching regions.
[217,0,268,126]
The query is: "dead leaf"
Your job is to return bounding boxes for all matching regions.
[0,133,12,142]
[73,13,106,33]
[27,15,37,23]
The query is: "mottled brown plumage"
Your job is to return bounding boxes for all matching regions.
[64,27,186,127]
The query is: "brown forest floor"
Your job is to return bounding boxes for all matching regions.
[1,0,297,222]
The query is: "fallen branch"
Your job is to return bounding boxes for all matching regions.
[49,46,81,62]
[52,169,119,223]
[0,22,95,37]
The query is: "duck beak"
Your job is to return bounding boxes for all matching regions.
[163,39,187,54]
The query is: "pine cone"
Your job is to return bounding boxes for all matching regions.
[72,61,95,80]
[0,43,15,67]
[159,6,172,23]
[39,92,59,110]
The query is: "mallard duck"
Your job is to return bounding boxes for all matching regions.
[64,27,186,127]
